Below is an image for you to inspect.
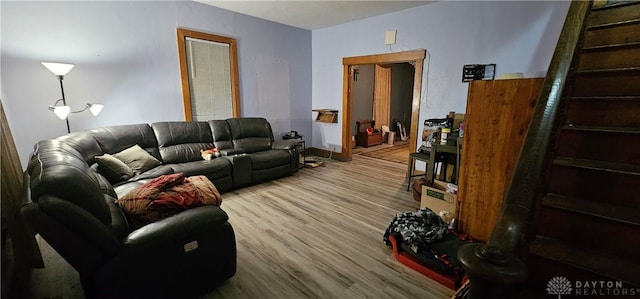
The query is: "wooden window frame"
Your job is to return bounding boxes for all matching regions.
[177,28,241,120]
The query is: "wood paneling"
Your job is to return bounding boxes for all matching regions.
[457,78,543,242]
[1,100,43,297]
[373,65,391,128]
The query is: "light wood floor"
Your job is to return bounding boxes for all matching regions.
[27,155,454,299]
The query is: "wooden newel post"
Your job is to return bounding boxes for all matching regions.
[457,244,527,299]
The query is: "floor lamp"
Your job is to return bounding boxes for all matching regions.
[42,62,103,134]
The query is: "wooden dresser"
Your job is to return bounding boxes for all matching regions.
[457,78,544,242]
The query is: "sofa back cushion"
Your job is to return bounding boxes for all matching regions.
[28,140,112,227]
[56,131,103,164]
[208,120,234,150]
[226,118,274,153]
[151,122,213,164]
[90,124,161,161]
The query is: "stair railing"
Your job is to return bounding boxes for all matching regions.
[457,1,593,298]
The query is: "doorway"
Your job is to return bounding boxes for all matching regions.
[341,50,426,161]
[351,63,414,164]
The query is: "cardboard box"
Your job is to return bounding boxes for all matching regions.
[453,113,465,130]
[421,180,458,220]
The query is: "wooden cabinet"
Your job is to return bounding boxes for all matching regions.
[457,78,543,242]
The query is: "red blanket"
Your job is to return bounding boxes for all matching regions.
[115,173,222,227]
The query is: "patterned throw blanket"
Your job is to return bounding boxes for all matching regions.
[383,207,448,253]
[115,173,222,228]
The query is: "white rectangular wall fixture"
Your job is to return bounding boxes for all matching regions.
[384,30,397,45]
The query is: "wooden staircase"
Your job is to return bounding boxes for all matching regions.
[524,1,640,296]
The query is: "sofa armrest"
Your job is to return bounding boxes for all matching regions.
[220,148,246,156]
[122,205,229,255]
[272,140,299,150]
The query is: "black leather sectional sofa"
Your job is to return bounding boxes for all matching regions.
[21,117,300,298]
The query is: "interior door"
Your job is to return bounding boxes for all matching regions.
[373,64,391,129]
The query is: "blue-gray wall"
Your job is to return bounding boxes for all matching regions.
[1,1,312,166]
[2,0,571,166]
[311,1,571,151]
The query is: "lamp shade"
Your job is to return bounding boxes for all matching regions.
[52,106,71,119]
[88,103,104,116]
[42,62,74,76]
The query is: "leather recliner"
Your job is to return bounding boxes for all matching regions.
[210,117,300,183]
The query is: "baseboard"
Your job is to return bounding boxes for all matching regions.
[306,147,348,162]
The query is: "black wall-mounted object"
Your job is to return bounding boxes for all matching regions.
[462,64,496,82]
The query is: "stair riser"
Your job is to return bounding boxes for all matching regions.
[526,255,639,298]
[537,206,639,258]
[548,166,640,208]
[571,72,640,97]
[583,22,640,48]
[565,99,640,127]
[556,130,640,164]
[578,46,640,71]
[588,4,640,28]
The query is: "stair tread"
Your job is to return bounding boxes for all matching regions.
[554,157,640,175]
[544,194,640,226]
[562,125,640,134]
[576,66,640,74]
[567,95,640,101]
[582,41,640,51]
[529,236,640,286]
[588,19,640,30]
[592,1,640,11]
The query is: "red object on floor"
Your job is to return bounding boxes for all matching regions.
[388,234,466,290]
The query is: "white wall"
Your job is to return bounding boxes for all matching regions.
[311,1,570,152]
[1,1,311,166]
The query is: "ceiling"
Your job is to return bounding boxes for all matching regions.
[194,1,435,30]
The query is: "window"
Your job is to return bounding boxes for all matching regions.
[177,28,240,120]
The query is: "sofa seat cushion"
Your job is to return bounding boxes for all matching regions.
[167,159,231,179]
[114,180,148,199]
[250,150,291,170]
